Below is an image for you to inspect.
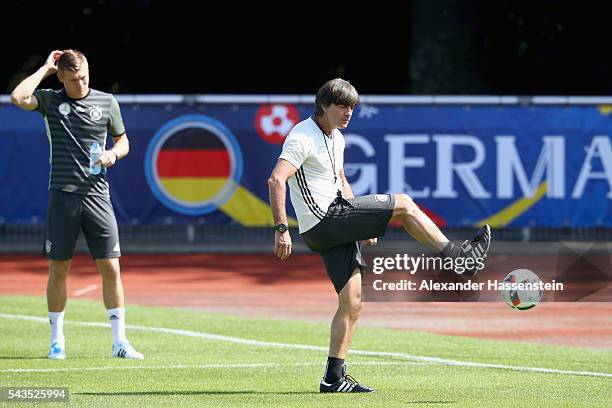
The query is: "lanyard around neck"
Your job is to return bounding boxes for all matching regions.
[313,116,342,197]
[323,132,336,184]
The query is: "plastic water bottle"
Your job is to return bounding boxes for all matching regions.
[89,142,102,175]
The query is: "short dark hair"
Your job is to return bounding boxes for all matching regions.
[314,78,359,116]
[57,49,87,72]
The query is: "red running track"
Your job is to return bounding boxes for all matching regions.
[1,254,611,349]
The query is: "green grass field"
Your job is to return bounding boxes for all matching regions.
[0,296,610,407]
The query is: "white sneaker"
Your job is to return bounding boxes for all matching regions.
[112,342,144,360]
[48,341,66,360]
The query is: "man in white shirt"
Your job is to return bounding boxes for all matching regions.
[268,78,491,393]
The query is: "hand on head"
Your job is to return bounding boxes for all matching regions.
[44,50,64,73]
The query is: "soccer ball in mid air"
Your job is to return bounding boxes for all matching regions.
[501,269,543,310]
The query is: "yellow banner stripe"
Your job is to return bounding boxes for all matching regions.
[476,181,548,228]
[159,177,227,203]
[158,177,297,227]
[597,105,612,115]
[220,185,297,227]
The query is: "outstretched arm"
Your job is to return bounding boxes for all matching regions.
[268,159,298,260]
[11,50,62,111]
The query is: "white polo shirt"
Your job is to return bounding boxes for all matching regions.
[279,117,345,233]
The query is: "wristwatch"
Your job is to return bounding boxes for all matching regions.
[274,223,288,233]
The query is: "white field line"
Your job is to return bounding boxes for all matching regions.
[72,284,98,297]
[0,313,610,379]
[0,361,422,374]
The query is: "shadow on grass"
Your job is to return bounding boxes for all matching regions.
[0,356,49,360]
[77,390,320,396]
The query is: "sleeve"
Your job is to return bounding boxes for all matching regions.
[279,133,312,169]
[33,89,53,116]
[108,95,126,136]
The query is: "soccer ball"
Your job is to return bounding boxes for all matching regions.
[501,269,543,310]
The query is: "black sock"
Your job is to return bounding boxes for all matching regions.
[442,241,461,258]
[324,357,345,383]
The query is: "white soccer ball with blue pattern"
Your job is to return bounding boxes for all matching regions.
[501,269,543,310]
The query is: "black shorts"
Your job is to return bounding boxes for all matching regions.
[43,190,121,260]
[301,194,395,293]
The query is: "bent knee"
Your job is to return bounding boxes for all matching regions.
[339,296,363,320]
[348,301,362,320]
[394,193,420,217]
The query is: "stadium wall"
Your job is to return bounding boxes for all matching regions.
[0,95,610,250]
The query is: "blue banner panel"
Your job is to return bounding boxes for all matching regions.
[0,102,610,226]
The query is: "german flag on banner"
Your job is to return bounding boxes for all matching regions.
[146,114,297,226]
[156,127,232,204]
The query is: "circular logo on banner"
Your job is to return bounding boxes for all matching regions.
[145,115,243,215]
[254,104,300,144]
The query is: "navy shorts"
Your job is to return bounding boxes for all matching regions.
[301,194,395,293]
[43,190,121,260]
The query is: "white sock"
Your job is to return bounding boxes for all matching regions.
[48,311,65,346]
[107,307,128,345]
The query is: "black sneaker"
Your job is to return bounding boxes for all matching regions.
[459,224,491,277]
[320,374,375,393]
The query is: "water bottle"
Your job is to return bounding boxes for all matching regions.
[89,142,102,175]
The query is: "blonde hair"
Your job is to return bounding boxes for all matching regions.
[57,49,87,72]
